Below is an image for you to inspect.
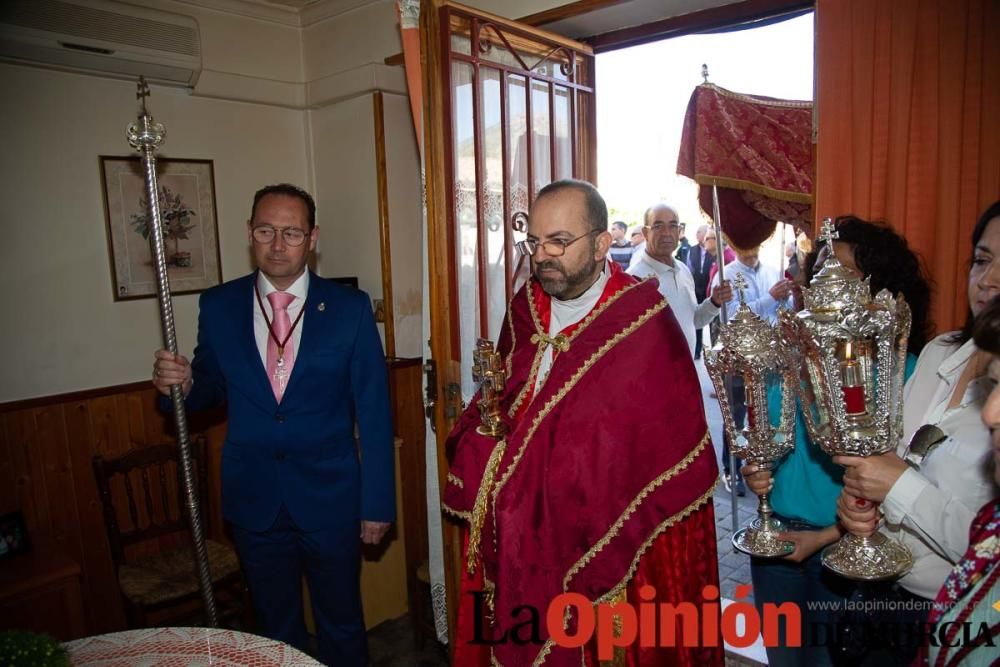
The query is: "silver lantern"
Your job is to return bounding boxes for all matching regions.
[787,218,912,580]
[706,274,799,557]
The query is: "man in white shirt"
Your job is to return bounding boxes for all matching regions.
[713,244,794,324]
[627,203,732,357]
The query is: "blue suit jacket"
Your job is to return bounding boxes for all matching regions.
[179,271,395,533]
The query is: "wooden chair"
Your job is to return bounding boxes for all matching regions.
[92,438,250,629]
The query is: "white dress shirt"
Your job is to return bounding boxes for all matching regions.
[882,334,995,599]
[712,259,788,324]
[254,271,308,366]
[627,250,720,357]
[537,263,611,387]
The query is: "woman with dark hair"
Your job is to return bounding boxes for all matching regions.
[923,295,1000,666]
[743,216,933,667]
[835,201,999,664]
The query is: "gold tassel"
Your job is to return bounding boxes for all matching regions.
[467,439,506,573]
[598,587,629,667]
[530,331,570,353]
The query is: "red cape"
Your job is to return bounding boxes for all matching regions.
[444,270,721,666]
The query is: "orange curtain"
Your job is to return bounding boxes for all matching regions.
[815,0,1000,333]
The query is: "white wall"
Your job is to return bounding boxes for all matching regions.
[381,92,423,359]
[0,63,309,401]
[309,95,383,304]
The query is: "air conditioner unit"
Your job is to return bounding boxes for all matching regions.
[0,0,201,87]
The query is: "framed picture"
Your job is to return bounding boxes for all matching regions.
[101,156,222,300]
[0,511,30,558]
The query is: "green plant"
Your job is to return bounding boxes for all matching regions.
[130,185,198,263]
[0,631,70,667]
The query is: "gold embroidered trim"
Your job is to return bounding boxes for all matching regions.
[505,307,517,378]
[531,483,715,667]
[593,486,715,606]
[693,173,813,204]
[447,471,464,489]
[508,343,545,419]
[468,439,507,573]
[564,432,711,590]
[493,301,666,518]
[701,82,814,109]
[440,501,471,521]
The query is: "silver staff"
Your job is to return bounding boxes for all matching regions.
[127,77,218,627]
[711,184,739,534]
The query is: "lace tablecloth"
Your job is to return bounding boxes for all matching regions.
[64,627,324,666]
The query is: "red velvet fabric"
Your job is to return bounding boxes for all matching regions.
[677,83,815,246]
[444,273,720,666]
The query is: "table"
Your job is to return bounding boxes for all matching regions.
[0,553,86,640]
[64,627,324,666]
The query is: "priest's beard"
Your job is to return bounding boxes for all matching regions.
[533,254,602,301]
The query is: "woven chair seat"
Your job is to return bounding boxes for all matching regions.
[118,539,239,606]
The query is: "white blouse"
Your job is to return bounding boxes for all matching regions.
[882,334,996,599]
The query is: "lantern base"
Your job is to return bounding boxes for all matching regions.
[732,517,795,558]
[821,531,913,581]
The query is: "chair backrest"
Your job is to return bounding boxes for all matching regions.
[92,437,208,570]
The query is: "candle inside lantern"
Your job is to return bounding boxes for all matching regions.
[840,341,866,415]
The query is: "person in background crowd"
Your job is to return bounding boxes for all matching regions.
[608,219,634,270]
[675,222,691,264]
[687,223,714,359]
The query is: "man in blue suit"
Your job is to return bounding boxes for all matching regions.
[153,183,394,666]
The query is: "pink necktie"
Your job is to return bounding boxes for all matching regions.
[266,290,296,401]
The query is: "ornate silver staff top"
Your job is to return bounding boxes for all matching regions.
[127,78,165,152]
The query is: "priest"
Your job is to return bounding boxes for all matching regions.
[443,179,722,666]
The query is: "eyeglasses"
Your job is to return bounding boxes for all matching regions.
[252,225,309,246]
[644,221,684,233]
[516,230,599,257]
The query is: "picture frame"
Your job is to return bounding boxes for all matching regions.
[0,511,30,559]
[100,156,222,300]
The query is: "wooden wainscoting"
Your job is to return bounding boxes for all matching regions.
[0,358,425,639]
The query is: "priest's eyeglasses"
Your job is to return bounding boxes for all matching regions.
[516,230,599,257]
[252,225,308,246]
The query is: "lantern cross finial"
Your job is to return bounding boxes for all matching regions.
[136,76,151,116]
[733,272,749,305]
[818,217,839,246]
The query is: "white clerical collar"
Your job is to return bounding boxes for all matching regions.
[257,270,309,302]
